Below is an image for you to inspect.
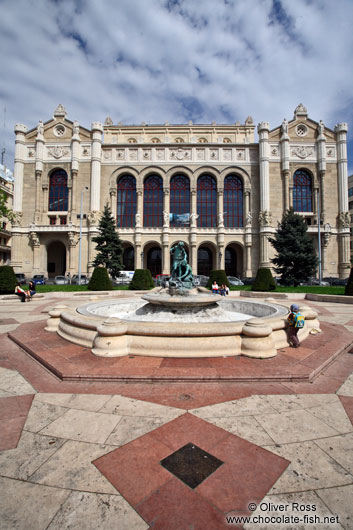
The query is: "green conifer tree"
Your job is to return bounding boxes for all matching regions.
[92,205,123,278]
[268,208,318,286]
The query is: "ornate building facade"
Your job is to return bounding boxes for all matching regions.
[10,104,350,279]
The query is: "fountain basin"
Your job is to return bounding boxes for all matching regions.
[48,297,320,359]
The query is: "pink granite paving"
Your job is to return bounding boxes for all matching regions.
[0,394,34,450]
[94,414,289,527]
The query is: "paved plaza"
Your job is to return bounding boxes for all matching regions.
[0,293,353,529]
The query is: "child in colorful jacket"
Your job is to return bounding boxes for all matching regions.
[287,304,304,348]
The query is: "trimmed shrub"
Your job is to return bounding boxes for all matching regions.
[129,269,154,290]
[0,265,17,294]
[252,268,276,292]
[345,268,353,295]
[206,270,230,290]
[87,267,113,291]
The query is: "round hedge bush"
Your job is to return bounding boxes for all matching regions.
[87,267,113,291]
[0,265,17,294]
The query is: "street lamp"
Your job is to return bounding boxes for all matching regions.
[78,186,88,284]
[316,187,322,285]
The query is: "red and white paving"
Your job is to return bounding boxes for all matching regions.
[0,294,353,529]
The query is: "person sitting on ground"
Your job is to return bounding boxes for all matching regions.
[27,280,36,300]
[287,303,305,348]
[220,284,226,296]
[15,282,27,303]
[212,281,219,294]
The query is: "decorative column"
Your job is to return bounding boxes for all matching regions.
[11,124,28,269]
[162,188,170,274]
[90,122,103,216]
[34,121,44,224]
[244,188,252,277]
[317,120,326,220]
[280,118,290,211]
[190,187,198,273]
[257,122,272,268]
[217,188,224,269]
[335,122,350,277]
[70,121,80,220]
[322,223,331,276]
[109,188,117,220]
[68,232,78,274]
[29,231,41,273]
[13,124,28,214]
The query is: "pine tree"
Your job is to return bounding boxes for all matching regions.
[268,208,318,286]
[92,205,124,278]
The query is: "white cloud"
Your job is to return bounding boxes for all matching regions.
[0,0,352,172]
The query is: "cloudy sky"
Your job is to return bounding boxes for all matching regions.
[0,0,353,173]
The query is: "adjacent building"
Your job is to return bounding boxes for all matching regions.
[10,103,350,279]
[0,164,13,265]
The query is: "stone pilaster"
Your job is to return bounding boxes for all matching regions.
[280,119,290,211]
[90,122,103,213]
[13,124,28,213]
[334,122,350,277]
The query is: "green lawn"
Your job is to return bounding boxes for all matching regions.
[24,284,130,293]
[229,285,345,295]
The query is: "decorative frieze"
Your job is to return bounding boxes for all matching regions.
[290,146,314,159]
[47,146,70,159]
[170,148,191,160]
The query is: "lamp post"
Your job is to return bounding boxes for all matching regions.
[78,186,88,284]
[317,187,322,285]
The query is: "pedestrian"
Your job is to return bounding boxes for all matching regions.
[15,283,27,303]
[27,280,36,300]
[287,304,305,348]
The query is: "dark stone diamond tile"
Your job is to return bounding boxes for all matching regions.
[160,442,223,489]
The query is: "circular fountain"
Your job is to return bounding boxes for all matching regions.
[46,242,320,359]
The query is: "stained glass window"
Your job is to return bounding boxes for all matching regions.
[144,175,163,227]
[293,169,312,212]
[224,174,243,227]
[117,175,136,227]
[197,174,217,227]
[48,169,68,211]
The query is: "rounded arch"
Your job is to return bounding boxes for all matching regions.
[224,243,244,278]
[122,242,135,271]
[48,168,68,211]
[165,166,193,187]
[139,166,166,184]
[143,242,162,277]
[220,166,251,189]
[47,240,66,277]
[109,166,139,189]
[293,168,313,212]
[197,242,217,276]
[197,173,217,228]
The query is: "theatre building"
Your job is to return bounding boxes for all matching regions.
[10,103,350,279]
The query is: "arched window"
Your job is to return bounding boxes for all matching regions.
[198,137,208,143]
[175,137,185,143]
[117,175,136,227]
[170,174,190,227]
[123,247,134,270]
[225,247,237,276]
[147,247,162,276]
[143,175,163,227]
[151,137,161,143]
[48,169,68,211]
[197,174,217,227]
[224,174,243,227]
[293,169,313,212]
[197,246,213,276]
